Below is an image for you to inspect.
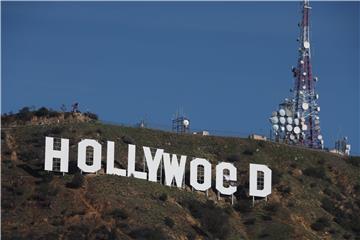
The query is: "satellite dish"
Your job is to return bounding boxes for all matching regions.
[271,111,277,117]
[280,126,285,132]
[279,117,286,125]
[294,126,301,134]
[287,117,293,124]
[302,85,306,90]
[294,118,300,125]
[183,119,190,127]
[316,107,321,112]
[300,60,304,65]
[304,41,310,49]
[279,109,286,116]
[299,91,304,95]
[286,125,293,132]
[315,116,320,120]
[302,72,307,76]
[301,124,308,131]
[272,124,279,131]
[302,102,309,110]
[270,116,279,124]
[315,94,319,99]
[314,77,319,82]
[301,117,306,122]
[317,135,323,140]
[290,134,295,140]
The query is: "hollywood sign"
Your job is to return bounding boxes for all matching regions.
[44,137,272,198]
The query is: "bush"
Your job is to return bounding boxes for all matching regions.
[243,149,254,156]
[164,217,175,228]
[111,208,128,220]
[93,225,116,239]
[262,215,272,221]
[354,184,360,194]
[321,197,335,213]
[264,203,280,213]
[311,217,330,231]
[159,193,168,202]
[233,200,252,213]
[17,107,33,121]
[277,185,291,195]
[323,188,342,201]
[122,135,135,145]
[243,218,256,225]
[129,227,166,240]
[35,107,49,117]
[182,199,230,239]
[83,111,98,120]
[66,173,84,189]
[226,154,241,162]
[303,167,326,179]
[272,168,282,185]
[348,156,360,167]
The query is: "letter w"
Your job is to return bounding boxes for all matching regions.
[163,153,186,188]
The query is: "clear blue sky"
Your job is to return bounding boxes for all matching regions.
[2,2,359,155]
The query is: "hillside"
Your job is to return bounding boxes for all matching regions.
[1,115,360,239]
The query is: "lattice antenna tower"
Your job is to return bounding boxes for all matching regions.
[172,108,190,134]
[270,0,323,149]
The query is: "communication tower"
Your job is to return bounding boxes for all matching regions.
[172,110,190,134]
[269,0,323,149]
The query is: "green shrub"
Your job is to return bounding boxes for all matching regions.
[272,168,282,185]
[159,193,168,202]
[321,197,335,213]
[277,185,291,195]
[66,173,84,189]
[243,149,254,156]
[182,199,230,239]
[226,154,241,162]
[233,200,252,213]
[264,203,280,213]
[262,215,272,221]
[164,217,175,228]
[122,135,135,145]
[83,111,98,120]
[35,107,50,117]
[348,157,360,167]
[323,188,342,201]
[311,217,330,231]
[303,167,326,179]
[243,218,256,225]
[129,227,166,240]
[17,107,33,121]
[111,208,128,220]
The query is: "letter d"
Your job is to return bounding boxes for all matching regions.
[249,163,272,197]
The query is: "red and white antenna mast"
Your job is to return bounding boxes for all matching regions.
[270,0,323,149]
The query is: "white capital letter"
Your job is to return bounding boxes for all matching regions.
[249,163,272,197]
[163,153,186,187]
[216,162,237,195]
[45,137,69,172]
[77,139,102,173]
[127,144,147,180]
[106,141,126,176]
[143,146,164,182]
[190,158,212,191]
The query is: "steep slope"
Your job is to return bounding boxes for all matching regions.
[1,121,360,240]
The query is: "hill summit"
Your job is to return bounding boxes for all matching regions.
[1,109,360,239]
